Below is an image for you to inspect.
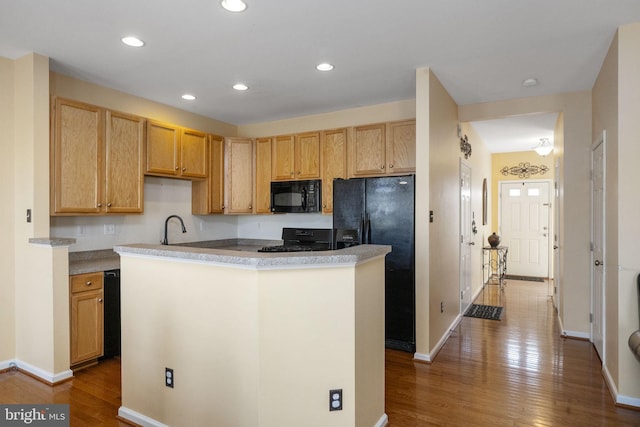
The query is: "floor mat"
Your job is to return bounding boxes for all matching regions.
[505,275,544,282]
[464,304,503,320]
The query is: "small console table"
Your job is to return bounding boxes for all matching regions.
[482,246,508,289]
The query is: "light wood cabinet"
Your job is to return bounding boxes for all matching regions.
[271,132,320,181]
[386,120,416,175]
[255,137,273,214]
[192,134,225,214]
[321,128,348,214]
[146,120,208,179]
[70,272,104,367]
[224,137,254,214]
[348,120,415,177]
[51,97,144,215]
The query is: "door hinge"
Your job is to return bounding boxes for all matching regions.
[461,291,464,299]
[589,313,593,323]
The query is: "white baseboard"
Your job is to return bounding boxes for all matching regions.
[603,364,640,408]
[562,329,590,340]
[1,359,73,384]
[414,313,463,363]
[118,407,168,427]
[374,413,389,427]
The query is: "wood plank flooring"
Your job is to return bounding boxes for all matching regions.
[1,280,639,426]
[385,280,640,426]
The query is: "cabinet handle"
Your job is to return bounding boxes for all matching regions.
[98,298,103,303]
[380,165,385,169]
[97,203,102,207]
[389,164,394,169]
[85,281,92,286]
[248,205,252,209]
[290,172,294,176]
[182,167,186,171]
[175,166,179,170]
[107,203,112,207]
[297,170,301,175]
[221,205,225,209]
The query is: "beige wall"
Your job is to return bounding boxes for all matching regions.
[594,22,640,403]
[237,100,415,137]
[118,254,386,427]
[616,22,640,402]
[459,91,592,337]
[0,57,16,364]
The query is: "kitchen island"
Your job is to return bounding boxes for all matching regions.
[114,243,390,427]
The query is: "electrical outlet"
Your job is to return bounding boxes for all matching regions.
[165,368,174,388]
[104,224,115,235]
[329,389,342,411]
[440,301,444,313]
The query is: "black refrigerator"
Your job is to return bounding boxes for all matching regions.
[333,175,415,352]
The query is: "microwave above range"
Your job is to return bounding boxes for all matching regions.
[270,180,322,213]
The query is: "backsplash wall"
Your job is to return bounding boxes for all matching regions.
[51,176,333,252]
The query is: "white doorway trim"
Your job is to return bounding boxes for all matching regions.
[590,130,606,362]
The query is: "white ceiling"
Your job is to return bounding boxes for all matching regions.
[469,113,558,153]
[1,1,639,149]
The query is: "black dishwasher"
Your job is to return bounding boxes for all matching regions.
[101,269,121,359]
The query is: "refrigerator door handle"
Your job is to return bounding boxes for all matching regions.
[363,214,371,244]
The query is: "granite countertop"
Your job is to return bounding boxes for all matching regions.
[114,242,391,269]
[69,249,120,275]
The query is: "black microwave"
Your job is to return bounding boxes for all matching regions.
[271,180,322,213]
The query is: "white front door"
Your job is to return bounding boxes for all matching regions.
[500,181,551,277]
[460,162,472,313]
[591,132,606,361]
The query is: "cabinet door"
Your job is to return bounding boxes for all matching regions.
[386,120,416,174]
[192,134,224,214]
[295,131,320,179]
[104,111,145,213]
[51,98,103,214]
[271,135,295,181]
[350,123,386,177]
[146,120,179,176]
[225,137,254,214]
[180,128,208,179]
[321,128,348,214]
[70,272,104,365]
[255,137,272,214]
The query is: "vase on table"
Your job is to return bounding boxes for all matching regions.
[488,232,500,248]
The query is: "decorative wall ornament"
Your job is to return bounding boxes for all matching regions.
[460,134,471,159]
[500,162,549,178]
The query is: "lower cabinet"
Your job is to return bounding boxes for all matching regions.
[70,272,104,368]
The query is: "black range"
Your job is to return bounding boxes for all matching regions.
[259,228,333,252]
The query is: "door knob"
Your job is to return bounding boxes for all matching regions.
[468,242,475,246]
[594,260,603,266]
[553,245,558,250]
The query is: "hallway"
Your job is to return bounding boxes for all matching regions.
[385,280,640,426]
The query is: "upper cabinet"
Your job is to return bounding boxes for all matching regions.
[192,134,225,214]
[51,97,144,215]
[145,120,208,179]
[271,132,320,181]
[385,120,416,175]
[348,120,415,177]
[254,137,273,214]
[224,137,254,214]
[321,128,348,214]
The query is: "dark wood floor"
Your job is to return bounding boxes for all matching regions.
[1,280,639,426]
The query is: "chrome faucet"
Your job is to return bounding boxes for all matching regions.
[162,215,187,245]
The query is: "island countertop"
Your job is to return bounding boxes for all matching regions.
[114,242,391,269]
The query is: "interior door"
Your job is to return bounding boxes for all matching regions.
[591,132,606,361]
[500,181,551,277]
[460,162,473,314]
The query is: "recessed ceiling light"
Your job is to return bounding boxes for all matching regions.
[522,78,539,87]
[221,0,247,12]
[233,83,249,91]
[181,94,196,100]
[121,36,145,47]
[316,63,334,71]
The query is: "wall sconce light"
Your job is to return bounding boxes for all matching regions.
[533,137,553,156]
